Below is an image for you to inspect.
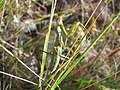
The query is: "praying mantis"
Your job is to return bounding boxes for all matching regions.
[51,13,86,73]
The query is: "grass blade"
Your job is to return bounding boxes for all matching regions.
[38,0,57,88]
[0,71,37,85]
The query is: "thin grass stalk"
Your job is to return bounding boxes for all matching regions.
[0,81,1,90]
[0,71,37,85]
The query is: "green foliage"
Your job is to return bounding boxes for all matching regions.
[1,0,120,90]
[48,0,53,2]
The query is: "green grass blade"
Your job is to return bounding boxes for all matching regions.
[9,80,12,90]
[0,0,4,11]
[38,0,57,88]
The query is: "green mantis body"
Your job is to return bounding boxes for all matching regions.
[51,26,63,73]
[51,14,84,72]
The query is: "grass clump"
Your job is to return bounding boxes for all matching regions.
[0,0,120,90]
